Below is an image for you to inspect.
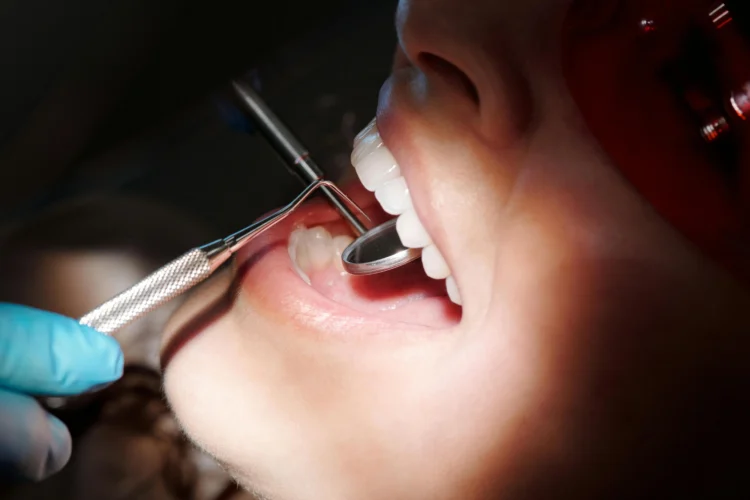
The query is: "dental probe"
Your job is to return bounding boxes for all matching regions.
[230,80,421,276]
[230,80,368,236]
[78,180,366,336]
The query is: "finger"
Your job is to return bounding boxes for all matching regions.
[0,303,123,395]
[0,388,71,481]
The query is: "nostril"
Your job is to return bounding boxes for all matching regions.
[417,52,480,107]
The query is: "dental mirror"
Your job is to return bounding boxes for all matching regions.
[342,218,421,275]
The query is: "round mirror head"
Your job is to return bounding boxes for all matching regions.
[341,219,421,275]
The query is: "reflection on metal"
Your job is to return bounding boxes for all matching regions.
[730,82,750,120]
[700,115,731,142]
[639,18,656,34]
[342,219,421,275]
[709,3,733,30]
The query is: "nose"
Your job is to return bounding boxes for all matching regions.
[394,0,533,142]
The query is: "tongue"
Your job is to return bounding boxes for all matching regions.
[305,260,461,327]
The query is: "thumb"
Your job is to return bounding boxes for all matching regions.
[0,388,71,481]
[0,303,123,395]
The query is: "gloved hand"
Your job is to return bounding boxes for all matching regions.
[0,303,123,481]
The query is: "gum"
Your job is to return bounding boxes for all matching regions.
[302,258,458,323]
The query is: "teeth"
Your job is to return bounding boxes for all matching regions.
[375,176,412,215]
[288,225,342,283]
[351,122,383,167]
[355,117,377,142]
[288,226,356,280]
[288,227,312,285]
[352,144,401,192]
[421,244,450,280]
[396,209,432,248]
[350,119,462,307]
[296,227,334,273]
[445,276,462,306]
[332,235,355,273]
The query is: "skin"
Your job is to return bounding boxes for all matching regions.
[162,1,750,498]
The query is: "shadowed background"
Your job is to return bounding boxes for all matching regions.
[0,0,397,235]
[0,1,397,498]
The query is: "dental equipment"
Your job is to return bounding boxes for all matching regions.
[340,219,421,275]
[231,80,368,236]
[79,82,425,336]
[79,179,362,336]
[230,79,422,276]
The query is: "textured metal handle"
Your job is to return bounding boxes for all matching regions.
[79,248,212,335]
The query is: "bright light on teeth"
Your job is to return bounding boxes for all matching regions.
[353,143,401,191]
[332,235,353,273]
[375,176,413,215]
[288,225,354,281]
[446,276,462,306]
[350,120,463,306]
[396,209,433,248]
[421,245,450,280]
[288,227,311,285]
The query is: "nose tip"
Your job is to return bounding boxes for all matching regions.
[395,0,533,144]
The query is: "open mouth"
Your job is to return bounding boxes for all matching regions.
[234,119,462,334]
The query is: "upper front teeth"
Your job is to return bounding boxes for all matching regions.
[396,209,432,248]
[351,133,401,191]
[350,120,462,306]
[421,245,450,280]
[375,177,413,215]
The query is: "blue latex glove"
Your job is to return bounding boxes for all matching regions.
[0,303,123,481]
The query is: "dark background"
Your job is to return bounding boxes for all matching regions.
[0,0,398,237]
[0,6,399,494]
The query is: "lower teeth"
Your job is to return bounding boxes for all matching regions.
[288,223,463,309]
[288,228,312,285]
[332,235,354,272]
[288,225,354,282]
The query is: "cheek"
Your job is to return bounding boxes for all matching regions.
[162,302,547,496]
[162,307,337,488]
[162,314,339,493]
[163,318,260,461]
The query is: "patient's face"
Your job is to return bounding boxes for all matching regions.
[163,1,750,498]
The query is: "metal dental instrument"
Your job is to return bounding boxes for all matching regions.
[231,80,368,236]
[231,79,424,276]
[341,219,421,275]
[78,179,364,336]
